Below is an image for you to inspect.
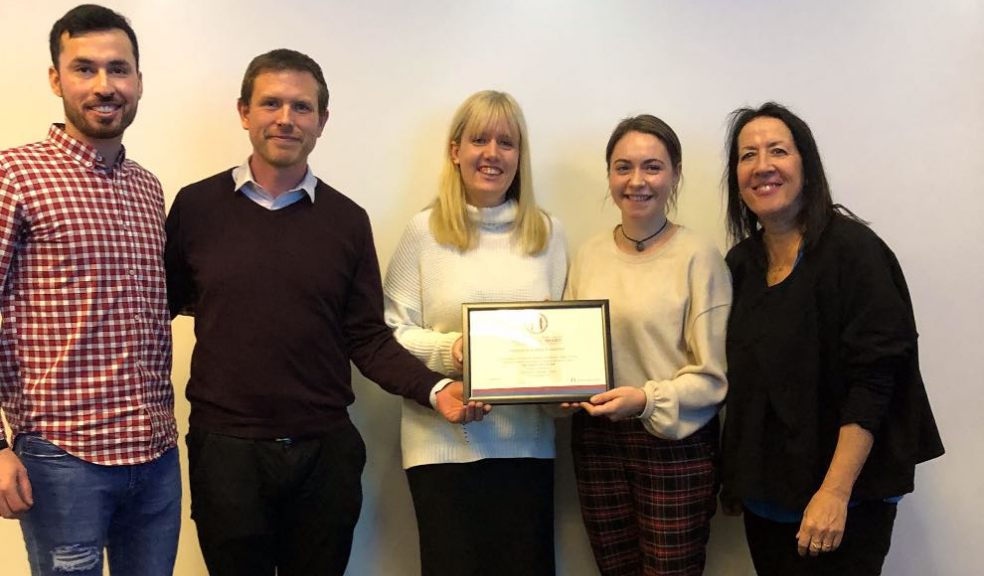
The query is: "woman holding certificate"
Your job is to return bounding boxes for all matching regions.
[383,90,567,576]
[565,114,731,575]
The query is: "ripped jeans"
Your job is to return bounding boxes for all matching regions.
[14,435,181,576]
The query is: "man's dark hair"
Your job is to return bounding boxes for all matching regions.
[240,49,330,117]
[49,4,140,70]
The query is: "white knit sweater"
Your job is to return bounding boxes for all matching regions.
[383,201,568,469]
[566,226,731,440]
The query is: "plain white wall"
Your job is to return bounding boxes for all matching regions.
[0,1,980,574]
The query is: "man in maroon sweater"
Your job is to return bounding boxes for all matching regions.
[165,48,485,576]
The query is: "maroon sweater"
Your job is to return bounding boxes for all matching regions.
[165,170,440,438]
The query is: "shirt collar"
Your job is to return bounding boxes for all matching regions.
[46,124,129,175]
[231,157,318,203]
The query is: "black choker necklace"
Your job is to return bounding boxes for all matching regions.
[619,220,669,252]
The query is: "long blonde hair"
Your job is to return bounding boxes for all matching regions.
[429,90,549,255]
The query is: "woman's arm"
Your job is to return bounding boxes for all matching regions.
[796,423,874,556]
[382,218,461,376]
[586,245,732,438]
[798,220,914,556]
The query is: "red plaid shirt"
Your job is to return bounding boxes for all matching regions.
[0,125,176,465]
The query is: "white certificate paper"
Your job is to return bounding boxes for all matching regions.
[463,301,613,403]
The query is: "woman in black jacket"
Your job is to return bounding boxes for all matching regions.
[720,101,944,576]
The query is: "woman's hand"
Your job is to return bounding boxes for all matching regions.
[794,423,874,556]
[581,386,647,421]
[555,402,588,415]
[796,487,848,556]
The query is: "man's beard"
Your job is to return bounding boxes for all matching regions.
[64,99,138,142]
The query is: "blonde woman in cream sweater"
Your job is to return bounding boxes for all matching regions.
[383,90,566,576]
[566,114,731,576]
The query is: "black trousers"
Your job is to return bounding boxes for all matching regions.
[186,422,366,576]
[743,500,898,576]
[406,458,555,576]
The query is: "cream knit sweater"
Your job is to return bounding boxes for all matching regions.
[383,201,568,469]
[566,226,731,439]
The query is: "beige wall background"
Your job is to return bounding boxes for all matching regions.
[1,0,980,574]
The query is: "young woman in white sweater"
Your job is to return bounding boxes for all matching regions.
[383,90,567,576]
[566,115,732,575]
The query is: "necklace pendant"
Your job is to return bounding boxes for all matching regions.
[618,220,668,253]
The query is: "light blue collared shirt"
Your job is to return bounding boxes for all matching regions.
[232,158,318,210]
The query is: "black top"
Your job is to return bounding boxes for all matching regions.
[165,170,442,438]
[723,213,944,509]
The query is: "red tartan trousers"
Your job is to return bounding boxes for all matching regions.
[571,413,719,576]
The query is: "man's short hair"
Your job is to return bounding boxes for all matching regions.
[49,4,140,70]
[240,49,330,117]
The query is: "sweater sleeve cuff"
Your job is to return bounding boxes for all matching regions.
[638,380,682,439]
[638,383,657,420]
[438,331,463,376]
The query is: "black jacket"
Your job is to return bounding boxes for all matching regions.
[722,214,944,509]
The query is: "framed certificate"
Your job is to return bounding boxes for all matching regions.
[462,300,613,404]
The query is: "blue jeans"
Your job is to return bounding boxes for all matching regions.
[14,435,181,576]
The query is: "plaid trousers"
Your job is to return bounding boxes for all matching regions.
[571,413,719,576]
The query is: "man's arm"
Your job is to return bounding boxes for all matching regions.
[0,166,34,518]
[164,190,196,318]
[343,214,479,420]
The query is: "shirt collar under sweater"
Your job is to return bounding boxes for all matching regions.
[466,199,517,232]
[232,157,318,210]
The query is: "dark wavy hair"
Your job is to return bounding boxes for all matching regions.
[606,114,682,210]
[50,4,139,70]
[240,49,329,119]
[724,102,835,247]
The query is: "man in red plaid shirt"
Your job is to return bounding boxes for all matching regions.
[0,5,180,575]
